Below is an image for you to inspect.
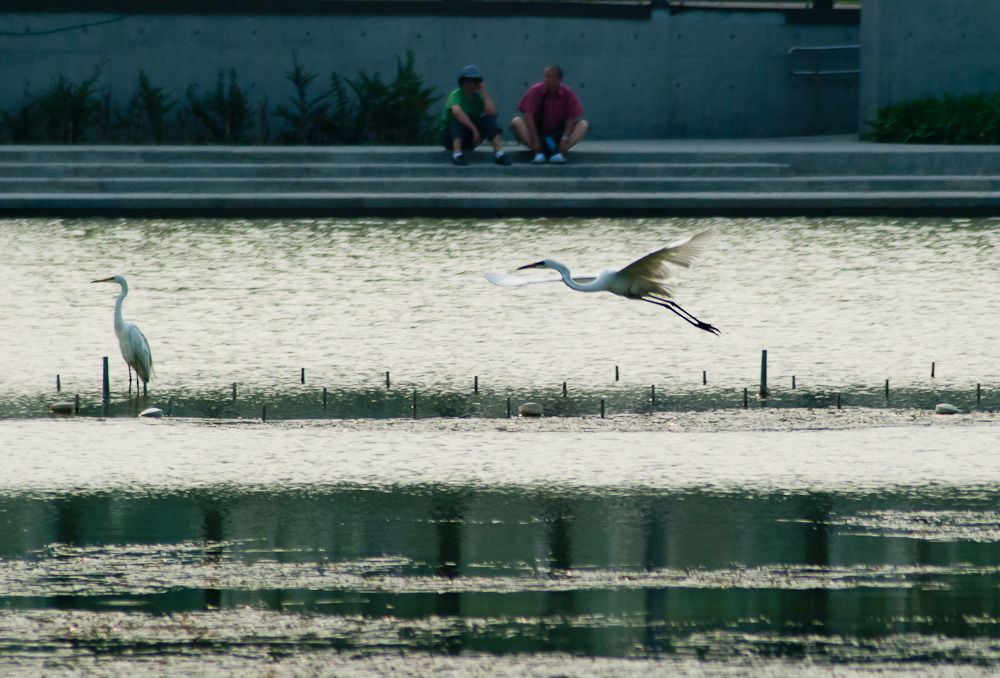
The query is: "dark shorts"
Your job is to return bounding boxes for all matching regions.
[440,115,502,151]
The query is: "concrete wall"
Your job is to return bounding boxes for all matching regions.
[859,0,1000,133]
[0,10,859,140]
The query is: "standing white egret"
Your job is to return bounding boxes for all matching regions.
[485,228,721,335]
[92,275,154,394]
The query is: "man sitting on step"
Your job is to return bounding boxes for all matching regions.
[439,65,512,166]
[511,65,588,164]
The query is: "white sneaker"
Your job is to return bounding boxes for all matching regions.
[531,153,547,164]
[549,153,567,164]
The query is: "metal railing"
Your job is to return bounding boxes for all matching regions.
[787,44,861,76]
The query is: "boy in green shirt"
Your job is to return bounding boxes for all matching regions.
[439,65,511,166]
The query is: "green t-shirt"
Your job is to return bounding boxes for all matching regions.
[439,88,485,132]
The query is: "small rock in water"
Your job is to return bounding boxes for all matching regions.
[934,403,961,415]
[518,402,544,417]
[139,407,164,418]
[49,402,75,414]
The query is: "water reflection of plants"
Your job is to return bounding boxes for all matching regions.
[5,484,1000,663]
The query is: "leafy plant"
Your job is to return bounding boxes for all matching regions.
[866,88,1000,144]
[387,50,440,144]
[274,52,331,144]
[39,63,108,142]
[348,70,393,144]
[328,72,356,143]
[132,71,177,143]
[347,51,439,144]
[0,53,438,145]
[0,91,43,142]
[3,63,110,142]
[186,69,255,143]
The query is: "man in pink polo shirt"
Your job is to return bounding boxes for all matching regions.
[511,65,589,164]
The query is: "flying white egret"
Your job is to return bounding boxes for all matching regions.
[92,275,154,395]
[485,228,721,335]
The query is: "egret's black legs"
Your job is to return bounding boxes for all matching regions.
[642,296,721,335]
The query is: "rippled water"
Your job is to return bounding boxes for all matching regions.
[3,216,1000,676]
[2,216,999,416]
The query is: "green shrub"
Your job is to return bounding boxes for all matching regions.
[132,71,177,144]
[0,91,43,143]
[186,69,255,143]
[273,50,438,145]
[0,54,438,145]
[39,63,107,143]
[0,63,108,143]
[347,51,439,144]
[273,53,331,145]
[327,72,355,144]
[867,89,1000,144]
[388,50,440,144]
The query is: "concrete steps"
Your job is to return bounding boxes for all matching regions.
[3,139,1000,214]
[9,176,1000,193]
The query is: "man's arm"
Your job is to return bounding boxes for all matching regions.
[479,82,498,117]
[558,119,577,154]
[451,105,481,144]
[522,113,541,153]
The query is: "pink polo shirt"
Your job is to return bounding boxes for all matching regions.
[517,82,585,135]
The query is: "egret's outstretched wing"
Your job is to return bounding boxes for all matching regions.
[485,272,597,287]
[618,228,717,282]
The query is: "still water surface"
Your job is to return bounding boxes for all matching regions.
[2,216,1000,675]
[3,415,1000,675]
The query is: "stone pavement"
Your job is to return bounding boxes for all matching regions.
[3,135,1000,216]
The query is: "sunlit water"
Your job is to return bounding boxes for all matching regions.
[1,216,999,416]
[3,216,1000,676]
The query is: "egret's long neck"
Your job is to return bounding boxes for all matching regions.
[113,281,127,331]
[551,261,600,292]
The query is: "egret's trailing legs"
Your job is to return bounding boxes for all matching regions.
[641,295,720,335]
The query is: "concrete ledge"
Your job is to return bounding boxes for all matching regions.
[4,136,1000,216]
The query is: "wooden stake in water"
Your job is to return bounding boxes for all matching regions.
[615,366,619,382]
[322,387,328,411]
[301,368,305,384]
[703,371,707,386]
[102,357,110,414]
[562,382,567,397]
[601,399,605,418]
[412,389,417,419]
[166,397,173,417]
[931,362,935,378]
[759,350,770,398]
[743,387,748,408]
[262,404,267,422]
[506,396,511,418]
[386,371,391,389]
[837,393,842,409]
[884,379,889,403]
[650,385,656,409]
[232,382,237,402]
[74,394,80,414]
[474,376,478,393]
[977,383,982,408]
[57,375,61,392]
[792,375,796,389]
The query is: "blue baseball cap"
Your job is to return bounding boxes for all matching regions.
[458,65,483,83]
